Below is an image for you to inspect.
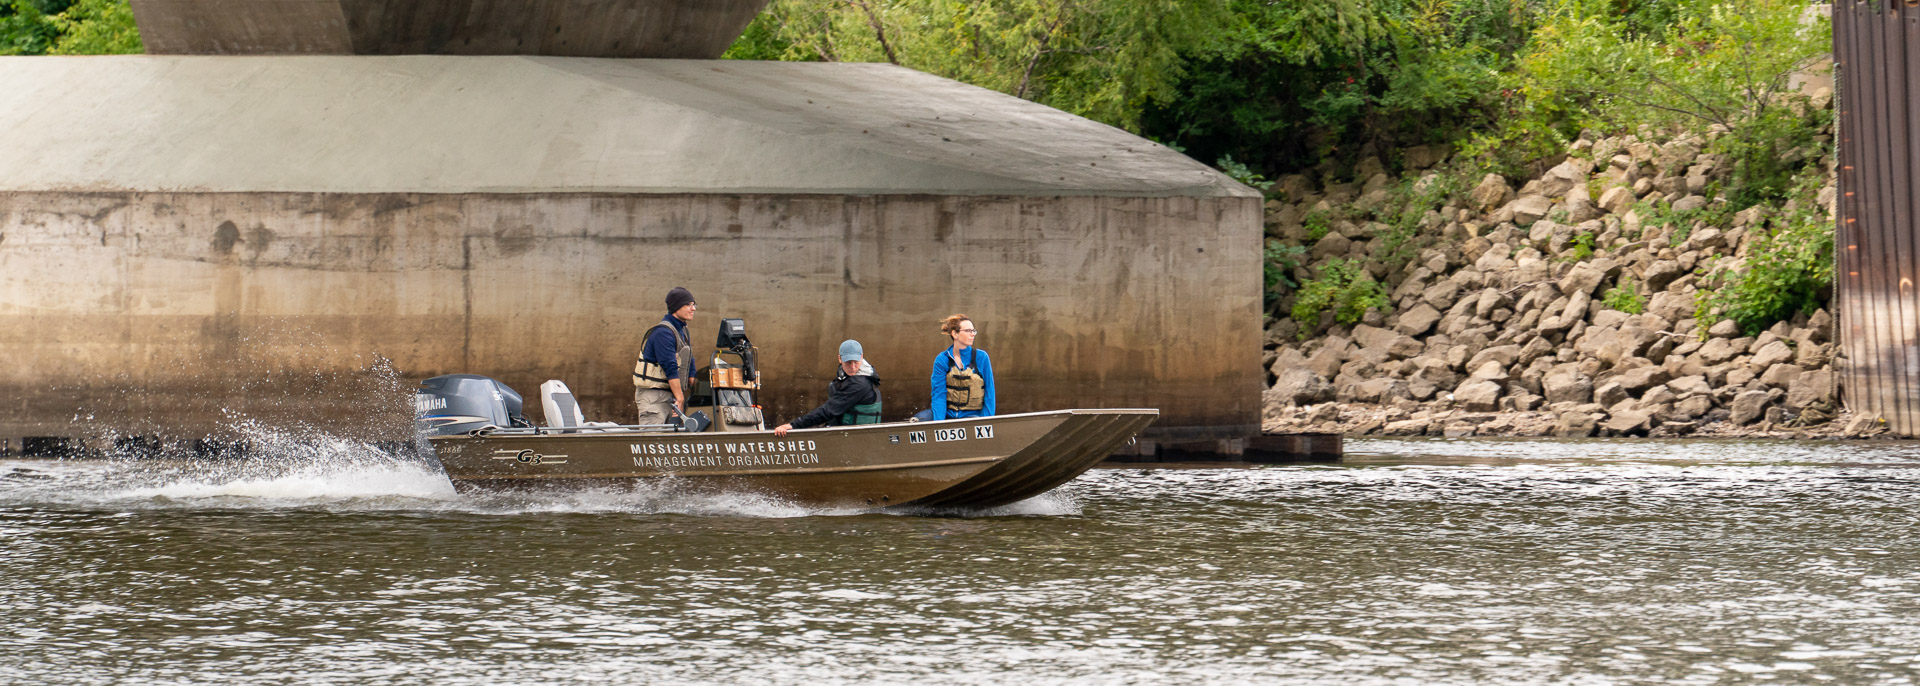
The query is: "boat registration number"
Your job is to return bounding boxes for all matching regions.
[933,425,993,442]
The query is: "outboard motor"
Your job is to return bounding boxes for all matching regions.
[415,374,530,436]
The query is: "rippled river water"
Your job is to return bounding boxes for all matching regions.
[5,436,1920,684]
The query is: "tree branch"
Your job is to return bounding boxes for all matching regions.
[1015,4,1072,99]
[846,0,897,65]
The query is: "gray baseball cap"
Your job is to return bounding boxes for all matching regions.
[838,339,863,362]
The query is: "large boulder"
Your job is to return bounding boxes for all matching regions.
[1467,360,1510,384]
[1543,369,1594,404]
[1470,173,1514,211]
[1454,379,1504,412]
[1758,363,1804,389]
[1554,412,1598,437]
[1382,418,1431,436]
[1807,309,1833,344]
[1467,345,1523,371]
[1423,279,1464,311]
[1540,291,1592,334]
[1396,303,1443,337]
[1747,340,1795,372]
[1595,381,1630,408]
[1666,375,1712,397]
[1311,231,1352,260]
[1670,395,1715,422]
[1642,260,1685,291]
[1351,378,1410,404]
[1509,195,1555,226]
[1538,158,1591,197]
[1614,366,1672,393]
[1271,368,1335,405]
[1559,263,1609,297]
[1598,185,1635,215]
[1729,390,1772,425]
[1353,324,1425,360]
[1785,370,1838,410]
[1696,338,1742,365]
[1647,291,1694,322]
[1305,342,1348,379]
[1602,409,1656,436]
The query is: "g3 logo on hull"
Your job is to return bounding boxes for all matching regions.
[490,449,569,465]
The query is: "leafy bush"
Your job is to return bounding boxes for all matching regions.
[1367,172,1460,268]
[1563,231,1595,261]
[1601,278,1644,314]
[1694,173,1833,335]
[1217,155,1274,194]
[1635,197,1736,246]
[1513,0,1828,208]
[1141,0,1531,174]
[1302,209,1335,242]
[1,0,138,55]
[1291,258,1389,331]
[1264,240,1308,310]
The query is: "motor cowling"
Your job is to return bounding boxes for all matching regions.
[415,374,529,436]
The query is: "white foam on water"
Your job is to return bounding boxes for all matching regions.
[895,489,1083,518]
[453,482,839,519]
[117,460,455,503]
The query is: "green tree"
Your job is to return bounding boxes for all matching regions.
[1513,0,1827,204]
[1,0,67,55]
[724,0,1228,132]
[1142,0,1532,175]
[0,0,139,55]
[48,0,138,54]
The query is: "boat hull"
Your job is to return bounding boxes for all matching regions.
[430,409,1157,509]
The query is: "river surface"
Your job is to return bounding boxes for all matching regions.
[4,434,1920,684]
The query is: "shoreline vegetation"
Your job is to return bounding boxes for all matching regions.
[6,1,1858,438]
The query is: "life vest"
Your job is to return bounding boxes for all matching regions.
[633,320,694,390]
[836,374,882,425]
[945,347,985,412]
[840,399,882,425]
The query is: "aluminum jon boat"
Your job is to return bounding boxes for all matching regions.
[428,408,1158,509]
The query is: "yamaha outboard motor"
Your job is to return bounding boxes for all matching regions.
[415,374,531,436]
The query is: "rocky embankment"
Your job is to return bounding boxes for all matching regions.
[1259,124,1879,440]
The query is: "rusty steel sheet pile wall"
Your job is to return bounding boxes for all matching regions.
[0,192,1260,444]
[1835,0,1920,436]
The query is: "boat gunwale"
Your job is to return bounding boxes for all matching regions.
[427,408,1161,443]
[444,455,1004,482]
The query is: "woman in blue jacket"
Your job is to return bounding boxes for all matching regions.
[928,313,996,420]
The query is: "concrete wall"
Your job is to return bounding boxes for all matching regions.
[129,0,770,58]
[0,191,1262,445]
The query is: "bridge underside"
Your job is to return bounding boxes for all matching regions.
[128,0,770,58]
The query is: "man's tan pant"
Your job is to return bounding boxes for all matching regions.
[635,387,677,426]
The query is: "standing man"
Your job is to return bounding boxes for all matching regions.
[633,287,697,425]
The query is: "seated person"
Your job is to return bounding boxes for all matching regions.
[773,340,882,436]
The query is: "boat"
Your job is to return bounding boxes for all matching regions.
[414,316,1157,509]
[424,407,1158,509]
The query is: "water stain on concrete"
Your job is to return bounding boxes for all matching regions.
[212,221,240,254]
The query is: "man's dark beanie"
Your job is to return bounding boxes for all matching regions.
[666,287,695,313]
